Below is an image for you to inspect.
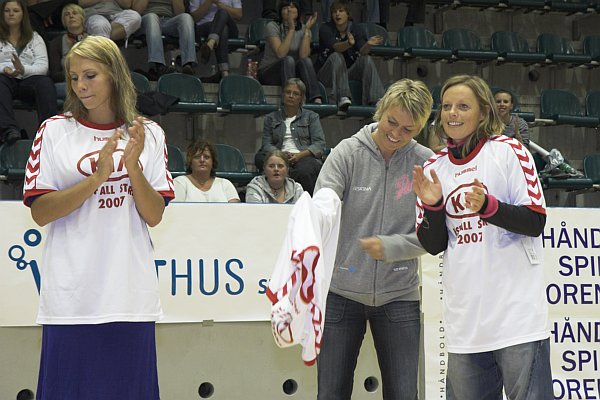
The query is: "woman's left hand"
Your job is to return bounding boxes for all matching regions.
[465,179,486,213]
[123,116,145,172]
[305,12,317,30]
[11,53,24,75]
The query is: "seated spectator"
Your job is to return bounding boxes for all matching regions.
[80,0,141,42]
[174,140,240,202]
[246,149,304,204]
[258,0,322,104]
[189,0,242,79]
[316,0,384,111]
[494,89,530,146]
[255,78,325,195]
[48,3,88,99]
[27,0,75,43]
[132,0,196,79]
[0,0,57,145]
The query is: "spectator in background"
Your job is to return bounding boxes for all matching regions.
[494,89,530,146]
[189,0,242,79]
[256,78,325,195]
[48,3,87,99]
[80,0,141,42]
[246,149,304,204]
[27,0,75,43]
[0,0,57,145]
[132,0,196,79]
[173,140,240,202]
[316,0,384,111]
[258,0,322,104]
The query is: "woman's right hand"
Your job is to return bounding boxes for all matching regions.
[286,8,296,27]
[412,165,443,206]
[94,130,121,182]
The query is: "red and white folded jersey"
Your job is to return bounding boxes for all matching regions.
[267,188,341,366]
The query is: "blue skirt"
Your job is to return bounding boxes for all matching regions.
[36,322,159,400]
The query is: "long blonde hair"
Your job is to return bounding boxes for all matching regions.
[373,79,433,134]
[63,36,138,125]
[433,75,504,157]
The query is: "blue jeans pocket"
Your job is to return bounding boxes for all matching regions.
[382,300,420,323]
[324,292,347,324]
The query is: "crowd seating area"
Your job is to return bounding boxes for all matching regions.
[4,1,599,205]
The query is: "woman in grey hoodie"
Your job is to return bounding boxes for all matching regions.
[314,79,434,400]
[246,149,304,203]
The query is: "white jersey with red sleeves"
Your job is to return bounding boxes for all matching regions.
[416,136,549,353]
[23,114,175,325]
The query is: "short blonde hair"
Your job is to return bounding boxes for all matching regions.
[373,79,433,133]
[61,3,85,28]
[433,75,504,157]
[63,36,138,125]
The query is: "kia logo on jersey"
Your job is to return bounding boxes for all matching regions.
[445,181,488,219]
[76,149,140,181]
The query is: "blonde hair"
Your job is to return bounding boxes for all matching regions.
[373,79,433,133]
[63,36,138,125]
[61,3,85,29]
[433,75,504,157]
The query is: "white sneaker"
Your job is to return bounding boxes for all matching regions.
[338,96,352,112]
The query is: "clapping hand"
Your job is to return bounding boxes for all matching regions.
[367,35,384,46]
[347,32,355,46]
[3,53,24,77]
[465,179,486,213]
[305,12,318,30]
[123,116,145,172]
[412,165,442,206]
[95,130,121,182]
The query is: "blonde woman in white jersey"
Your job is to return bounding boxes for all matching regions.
[413,74,552,400]
[23,35,174,400]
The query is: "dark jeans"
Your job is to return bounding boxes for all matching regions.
[194,9,239,70]
[258,56,321,102]
[0,74,57,135]
[317,292,420,400]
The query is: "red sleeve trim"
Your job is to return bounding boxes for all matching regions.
[525,204,546,215]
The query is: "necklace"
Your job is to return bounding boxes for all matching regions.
[271,185,284,197]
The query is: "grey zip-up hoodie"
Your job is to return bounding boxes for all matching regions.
[315,123,434,306]
[246,175,304,204]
